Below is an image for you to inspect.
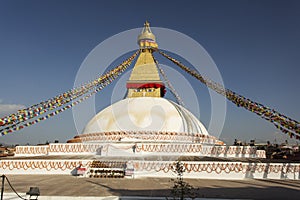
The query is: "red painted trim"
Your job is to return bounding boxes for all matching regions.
[126,83,165,89]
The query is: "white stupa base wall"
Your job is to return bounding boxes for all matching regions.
[14,143,266,158]
[1,159,299,180]
[131,161,300,180]
[0,160,92,175]
[6,143,298,180]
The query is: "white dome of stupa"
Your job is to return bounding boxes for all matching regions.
[82,97,209,136]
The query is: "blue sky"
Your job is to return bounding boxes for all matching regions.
[0,0,299,145]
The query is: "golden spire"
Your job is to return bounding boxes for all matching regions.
[126,21,164,98]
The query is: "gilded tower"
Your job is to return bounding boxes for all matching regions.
[126,21,165,98]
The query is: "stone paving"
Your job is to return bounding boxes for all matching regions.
[2,175,300,199]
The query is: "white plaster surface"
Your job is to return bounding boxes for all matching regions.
[82,98,209,135]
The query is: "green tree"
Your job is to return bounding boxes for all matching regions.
[169,161,197,200]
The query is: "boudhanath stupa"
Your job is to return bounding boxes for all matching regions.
[1,22,299,181]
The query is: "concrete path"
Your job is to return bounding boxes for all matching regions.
[2,175,300,199]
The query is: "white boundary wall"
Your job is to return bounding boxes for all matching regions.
[131,161,300,180]
[0,160,91,175]
[2,193,119,200]
[0,159,299,180]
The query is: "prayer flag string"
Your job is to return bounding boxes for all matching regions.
[0,51,139,135]
[152,55,185,107]
[158,50,300,140]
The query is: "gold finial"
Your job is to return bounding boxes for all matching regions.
[137,20,158,50]
[144,20,150,28]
